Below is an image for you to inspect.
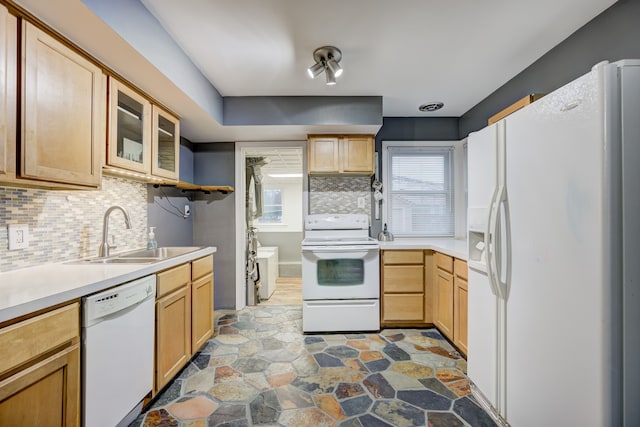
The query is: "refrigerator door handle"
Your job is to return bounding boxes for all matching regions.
[495,186,511,300]
[490,185,506,299]
[485,188,499,297]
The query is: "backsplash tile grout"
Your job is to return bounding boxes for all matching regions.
[0,176,147,272]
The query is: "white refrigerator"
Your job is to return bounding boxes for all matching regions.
[467,60,640,427]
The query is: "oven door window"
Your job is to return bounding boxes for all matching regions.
[317,259,365,286]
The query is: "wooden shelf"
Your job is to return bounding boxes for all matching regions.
[153,180,234,194]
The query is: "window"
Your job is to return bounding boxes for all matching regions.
[385,146,454,237]
[258,188,283,223]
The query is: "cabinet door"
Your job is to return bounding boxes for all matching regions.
[156,285,191,392]
[107,77,151,174]
[191,273,214,353]
[454,275,468,355]
[0,344,80,427]
[308,136,340,173]
[341,136,373,174]
[22,22,103,187]
[151,105,179,180]
[435,268,454,340]
[0,6,16,180]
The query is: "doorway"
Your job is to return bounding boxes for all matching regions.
[234,142,307,309]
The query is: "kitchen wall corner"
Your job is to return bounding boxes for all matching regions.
[0,175,147,272]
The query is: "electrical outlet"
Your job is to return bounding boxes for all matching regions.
[357,197,366,209]
[8,224,29,250]
[184,204,191,217]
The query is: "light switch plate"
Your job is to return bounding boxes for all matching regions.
[357,197,366,209]
[8,224,29,250]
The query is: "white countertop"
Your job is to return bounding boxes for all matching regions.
[0,246,216,323]
[378,238,467,260]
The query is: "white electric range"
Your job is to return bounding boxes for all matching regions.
[301,214,380,332]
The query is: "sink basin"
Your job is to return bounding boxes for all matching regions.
[66,246,204,265]
[81,258,159,264]
[118,247,202,259]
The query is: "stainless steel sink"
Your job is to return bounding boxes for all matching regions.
[118,247,203,259]
[66,246,204,265]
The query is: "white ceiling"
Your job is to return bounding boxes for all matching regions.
[13,0,617,141]
[140,0,616,117]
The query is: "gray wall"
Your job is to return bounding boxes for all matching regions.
[193,143,236,309]
[459,0,640,137]
[147,142,196,247]
[256,232,303,277]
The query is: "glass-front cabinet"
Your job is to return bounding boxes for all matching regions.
[151,105,179,180]
[107,76,179,181]
[107,78,151,174]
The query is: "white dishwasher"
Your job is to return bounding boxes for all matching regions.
[82,275,156,427]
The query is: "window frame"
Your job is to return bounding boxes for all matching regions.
[382,141,459,238]
[257,187,284,224]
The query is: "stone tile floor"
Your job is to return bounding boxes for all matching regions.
[131,305,497,427]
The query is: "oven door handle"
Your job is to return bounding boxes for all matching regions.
[302,245,380,252]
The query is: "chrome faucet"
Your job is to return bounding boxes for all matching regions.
[98,205,132,257]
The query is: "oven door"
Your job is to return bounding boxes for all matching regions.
[302,245,379,300]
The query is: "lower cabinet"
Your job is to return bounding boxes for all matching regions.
[155,274,191,392]
[0,302,80,427]
[381,250,468,356]
[381,250,426,325]
[155,255,214,394]
[435,264,455,339]
[453,259,468,355]
[433,252,468,355]
[191,255,214,354]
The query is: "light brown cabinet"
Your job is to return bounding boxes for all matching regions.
[381,250,427,324]
[21,21,103,188]
[151,105,180,180]
[107,78,180,181]
[308,134,374,175]
[433,252,468,355]
[191,255,214,354]
[453,259,468,355]
[155,263,191,393]
[154,255,214,394]
[107,78,151,174]
[0,5,16,182]
[0,302,80,427]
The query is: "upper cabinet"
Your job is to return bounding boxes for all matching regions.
[0,5,16,181]
[21,21,104,188]
[151,105,179,180]
[107,77,180,181]
[308,134,374,175]
[107,79,151,174]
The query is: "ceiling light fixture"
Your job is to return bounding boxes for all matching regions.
[307,46,343,85]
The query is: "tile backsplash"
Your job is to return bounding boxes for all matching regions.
[309,176,371,217]
[0,176,147,272]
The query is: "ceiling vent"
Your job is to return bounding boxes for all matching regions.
[418,102,444,112]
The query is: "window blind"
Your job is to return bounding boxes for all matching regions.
[387,147,454,237]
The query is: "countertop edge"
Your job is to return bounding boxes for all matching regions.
[378,239,467,260]
[0,247,216,323]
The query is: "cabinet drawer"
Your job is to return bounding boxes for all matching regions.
[383,266,423,292]
[157,263,191,298]
[435,252,453,273]
[192,255,213,280]
[0,302,79,375]
[454,259,468,280]
[383,250,423,265]
[383,294,424,322]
